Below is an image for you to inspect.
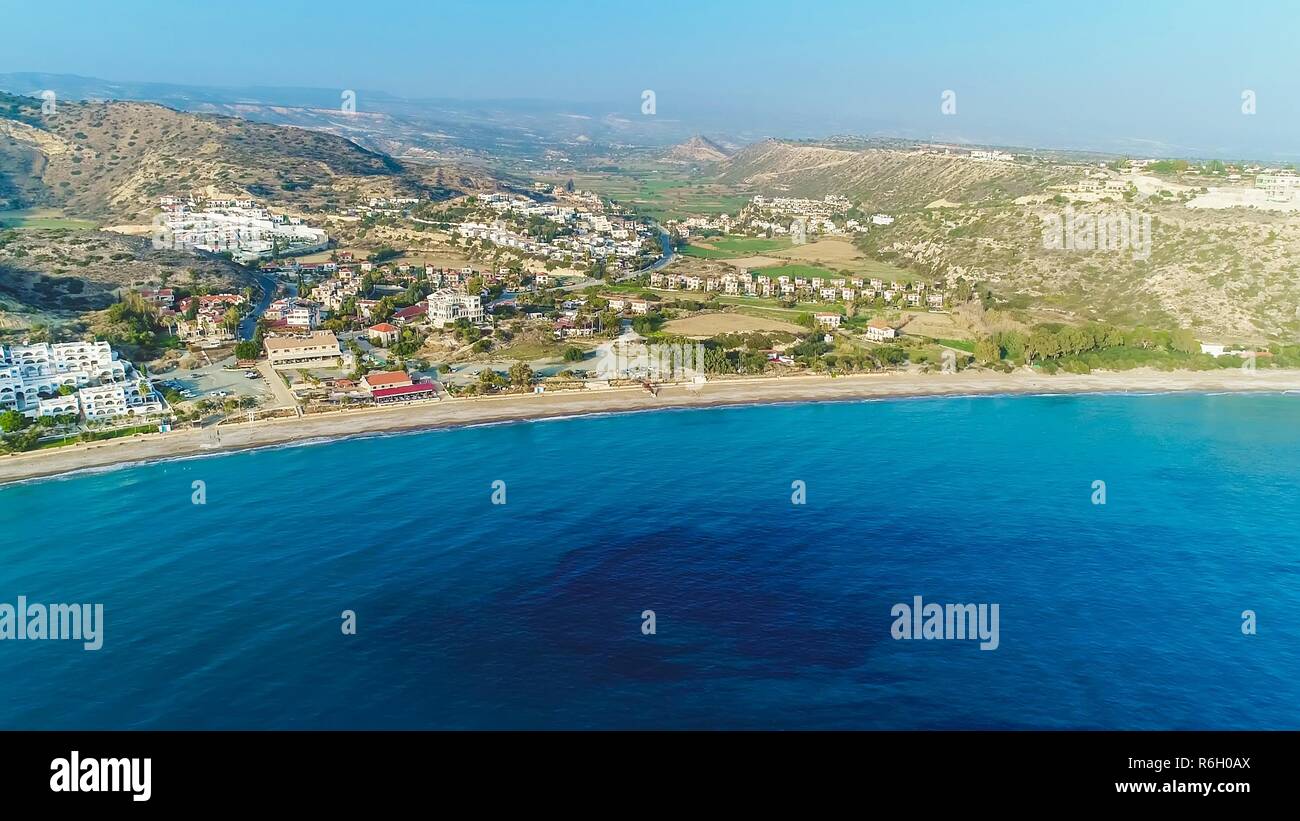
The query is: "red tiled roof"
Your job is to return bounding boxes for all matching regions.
[364,371,412,387]
[368,323,398,332]
[393,304,427,319]
[372,382,437,399]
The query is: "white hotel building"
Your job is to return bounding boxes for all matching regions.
[426,290,484,327]
[0,341,163,420]
[157,199,329,264]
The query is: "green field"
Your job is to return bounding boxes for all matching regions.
[679,236,794,259]
[537,170,750,221]
[0,209,98,230]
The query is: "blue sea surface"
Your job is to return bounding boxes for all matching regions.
[0,393,1297,729]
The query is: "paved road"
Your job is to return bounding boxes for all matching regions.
[614,228,674,283]
[238,273,278,340]
[257,361,299,410]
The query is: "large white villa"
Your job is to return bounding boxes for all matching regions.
[0,341,164,421]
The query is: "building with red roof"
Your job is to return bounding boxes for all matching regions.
[367,322,400,346]
[371,381,439,404]
[362,370,413,393]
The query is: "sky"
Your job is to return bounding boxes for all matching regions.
[4,0,1300,159]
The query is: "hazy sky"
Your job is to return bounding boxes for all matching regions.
[5,0,1300,158]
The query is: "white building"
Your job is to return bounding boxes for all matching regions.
[79,382,164,421]
[1,342,126,413]
[426,290,484,328]
[0,341,160,421]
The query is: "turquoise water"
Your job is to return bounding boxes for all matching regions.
[0,393,1297,729]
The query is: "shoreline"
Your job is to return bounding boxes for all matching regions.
[2,368,1298,487]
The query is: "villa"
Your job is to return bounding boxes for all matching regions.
[867,320,898,342]
[367,323,400,346]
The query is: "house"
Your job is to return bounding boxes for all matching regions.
[137,287,175,309]
[362,370,413,394]
[815,312,842,328]
[367,323,400,346]
[266,297,320,330]
[392,303,428,325]
[866,320,898,342]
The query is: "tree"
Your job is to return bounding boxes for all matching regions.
[234,341,261,360]
[1170,328,1199,355]
[0,410,28,433]
[508,361,534,388]
[562,347,585,362]
[222,307,242,331]
[974,336,1001,364]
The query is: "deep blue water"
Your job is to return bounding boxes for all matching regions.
[1,393,1298,729]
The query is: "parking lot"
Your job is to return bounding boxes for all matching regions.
[152,355,273,403]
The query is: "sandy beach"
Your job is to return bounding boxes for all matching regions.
[2,367,1297,486]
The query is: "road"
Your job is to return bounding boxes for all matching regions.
[238,272,283,340]
[614,227,674,282]
[257,361,299,410]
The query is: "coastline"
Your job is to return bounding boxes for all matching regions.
[3,367,1298,486]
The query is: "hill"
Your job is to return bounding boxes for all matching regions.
[663,135,732,165]
[0,227,255,330]
[715,140,1069,211]
[0,92,496,223]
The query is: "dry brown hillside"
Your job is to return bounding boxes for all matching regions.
[716,140,1070,210]
[0,92,496,222]
[859,201,1300,343]
[0,228,253,323]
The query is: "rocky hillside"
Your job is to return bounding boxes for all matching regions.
[663,135,731,165]
[0,92,496,223]
[715,140,1069,211]
[859,201,1300,343]
[0,228,253,325]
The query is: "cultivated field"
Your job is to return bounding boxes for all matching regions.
[662,311,805,336]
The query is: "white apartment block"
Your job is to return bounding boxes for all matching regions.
[0,341,159,421]
[426,290,485,327]
[79,383,164,421]
[1,342,126,413]
[1255,172,1300,203]
[156,198,329,264]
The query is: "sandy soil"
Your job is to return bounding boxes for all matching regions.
[2,368,1297,486]
[724,255,786,269]
[770,238,864,266]
[662,313,804,336]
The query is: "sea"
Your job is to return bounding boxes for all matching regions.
[1,393,1297,729]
